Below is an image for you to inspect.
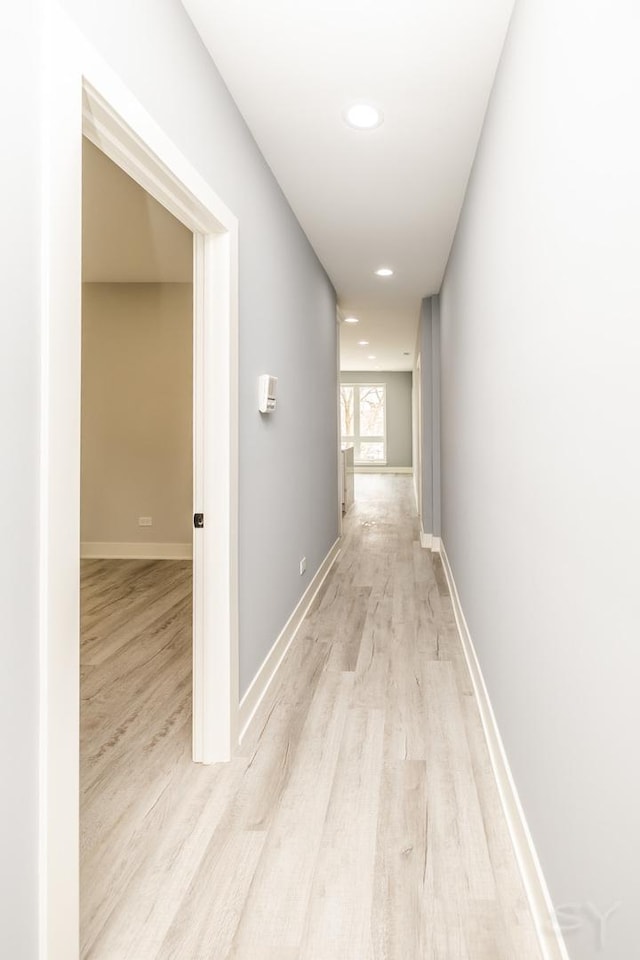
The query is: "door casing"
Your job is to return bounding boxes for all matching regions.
[40,5,239,957]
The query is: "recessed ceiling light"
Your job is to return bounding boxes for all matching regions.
[358,340,369,346]
[375,267,394,277]
[343,316,359,324]
[344,103,384,130]
[368,355,376,360]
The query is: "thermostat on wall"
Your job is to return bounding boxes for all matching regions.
[258,374,278,413]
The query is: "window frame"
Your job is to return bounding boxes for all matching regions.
[340,382,387,465]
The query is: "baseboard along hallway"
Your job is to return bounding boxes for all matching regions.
[80,474,542,959]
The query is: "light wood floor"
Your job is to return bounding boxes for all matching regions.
[80,475,542,959]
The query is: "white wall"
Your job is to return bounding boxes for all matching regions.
[81,283,192,548]
[57,0,338,697]
[439,1,640,957]
[0,2,40,955]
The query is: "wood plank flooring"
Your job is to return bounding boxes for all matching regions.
[80,475,542,959]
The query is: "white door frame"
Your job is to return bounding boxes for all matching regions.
[40,5,239,958]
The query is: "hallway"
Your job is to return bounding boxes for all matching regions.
[81,475,542,959]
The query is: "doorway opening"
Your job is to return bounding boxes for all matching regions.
[76,111,228,766]
[337,312,416,513]
[80,137,196,953]
[41,18,239,955]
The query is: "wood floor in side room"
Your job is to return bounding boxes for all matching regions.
[80,474,542,960]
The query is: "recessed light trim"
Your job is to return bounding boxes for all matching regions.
[343,316,359,324]
[375,267,394,277]
[344,102,384,130]
[368,355,376,360]
[358,340,369,346]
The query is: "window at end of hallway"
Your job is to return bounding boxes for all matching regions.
[340,383,386,465]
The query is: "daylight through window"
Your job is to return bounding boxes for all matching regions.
[340,383,386,464]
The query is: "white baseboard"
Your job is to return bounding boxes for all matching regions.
[238,537,342,746]
[439,543,569,960]
[419,526,441,552]
[81,541,192,560]
[354,466,413,474]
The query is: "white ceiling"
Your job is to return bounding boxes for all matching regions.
[181,0,514,370]
[83,138,192,283]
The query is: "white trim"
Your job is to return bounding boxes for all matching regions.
[41,6,239,957]
[419,527,442,552]
[80,542,192,560]
[438,543,570,960]
[192,231,207,764]
[420,529,432,549]
[238,538,341,746]
[355,465,413,474]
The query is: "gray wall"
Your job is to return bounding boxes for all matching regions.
[439,0,640,957]
[340,371,412,468]
[58,0,338,697]
[416,299,441,537]
[431,298,441,537]
[0,1,39,954]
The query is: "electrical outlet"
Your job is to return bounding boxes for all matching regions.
[299,556,307,576]
[138,516,153,527]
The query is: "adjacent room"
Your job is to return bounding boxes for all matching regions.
[80,138,195,955]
